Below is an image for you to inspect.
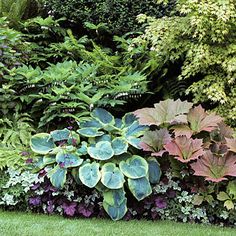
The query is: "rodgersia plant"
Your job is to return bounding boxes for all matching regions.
[134,99,236,182]
[30,108,161,220]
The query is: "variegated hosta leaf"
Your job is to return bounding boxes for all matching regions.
[122,113,137,127]
[101,163,125,189]
[128,177,152,201]
[134,99,193,126]
[30,133,55,155]
[226,138,236,153]
[50,128,70,142]
[190,151,236,182]
[187,105,223,133]
[48,165,67,189]
[56,151,83,168]
[140,129,171,156]
[77,127,104,137]
[79,119,103,129]
[111,138,128,155]
[119,155,148,179]
[164,136,204,163]
[88,141,114,160]
[91,108,115,125]
[147,157,161,184]
[103,188,127,221]
[79,162,101,188]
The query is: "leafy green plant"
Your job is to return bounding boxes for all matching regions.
[30,108,161,220]
[131,0,236,126]
[134,99,236,182]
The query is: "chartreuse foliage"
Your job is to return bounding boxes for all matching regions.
[134,99,236,182]
[30,108,161,220]
[131,0,236,126]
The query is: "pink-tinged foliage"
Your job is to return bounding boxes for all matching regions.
[172,125,193,138]
[187,105,223,133]
[140,129,171,156]
[218,122,234,139]
[134,99,193,126]
[164,136,204,163]
[190,151,236,182]
[226,138,236,153]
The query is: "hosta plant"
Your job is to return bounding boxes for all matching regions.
[134,99,236,183]
[30,108,161,220]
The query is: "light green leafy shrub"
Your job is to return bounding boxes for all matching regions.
[131,0,236,126]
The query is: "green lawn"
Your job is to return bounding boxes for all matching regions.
[0,211,235,236]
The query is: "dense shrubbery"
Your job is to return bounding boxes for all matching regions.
[42,0,175,35]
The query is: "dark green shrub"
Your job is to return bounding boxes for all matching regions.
[42,0,175,35]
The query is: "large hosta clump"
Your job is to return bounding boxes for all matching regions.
[30,108,161,220]
[134,99,236,182]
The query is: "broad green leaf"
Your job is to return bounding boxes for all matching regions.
[77,127,104,137]
[103,188,126,206]
[88,141,114,160]
[224,200,234,210]
[112,138,128,155]
[227,181,236,199]
[48,165,67,189]
[119,155,148,179]
[128,177,152,201]
[43,155,56,165]
[30,133,55,155]
[217,191,230,201]
[79,162,101,188]
[101,163,125,189]
[91,108,115,125]
[147,157,161,184]
[50,128,70,142]
[79,119,103,129]
[56,152,83,168]
[103,199,127,221]
[193,195,204,205]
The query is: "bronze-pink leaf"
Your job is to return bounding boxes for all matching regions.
[164,136,204,163]
[190,151,236,182]
[226,138,236,153]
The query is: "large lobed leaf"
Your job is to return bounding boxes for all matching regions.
[134,99,193,126]
[226,138,236,153]
[140,128,171,156]
[164,136,204,163]
[190,151,236,182]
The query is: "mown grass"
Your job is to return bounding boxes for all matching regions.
[0,210,235,236]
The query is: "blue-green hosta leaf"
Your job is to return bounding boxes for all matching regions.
[119,155,148,179]
[122,113,137,127]
[125,121,147,137]
[91,108,115,125]
[67,131,80,146]
[50,128,70,142]
[103,188,126,206]
[79,162,101,188]
[128,177,152,201]
[112,138,128,155]
[114,118,122,129]
[77,141,88,155]
[56,152,83,168]
[126,136,141,149]
[79,119,103,129]
[101,163,125,189]
[48,165,67,189]
[30,133,55,155]
[77,127,104,137]
[147,157,162,184]
[88,141,114,160]
[103,198,127,221]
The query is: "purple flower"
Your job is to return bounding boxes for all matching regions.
[21,151,30,156]
[29,196,41,206]
[155,196,167,209]
[62,202,77,216]
[78,204,93,218]
[25,158,33,164]
[67,126,73,130]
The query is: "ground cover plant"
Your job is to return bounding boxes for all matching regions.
[1,0,236,229]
